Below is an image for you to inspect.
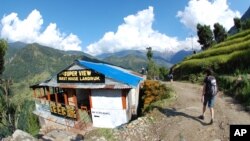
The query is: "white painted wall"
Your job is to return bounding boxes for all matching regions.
[91,89,128,128]
[129,85,140,115]
[91,89,122,109]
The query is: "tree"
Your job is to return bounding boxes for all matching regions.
[146,47,152,61]
[0,39,8,76]
[213,23,227,43]
[159,66,168,81]
[197,24,214,50]
[242,18,250,30]
[0,39,40,137]
[0,80,19,137]
[0,39,17,137]
[146,47,159,80]
[234,17,242,32]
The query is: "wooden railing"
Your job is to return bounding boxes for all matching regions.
[35,98,77,120]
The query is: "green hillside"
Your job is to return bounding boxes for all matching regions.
[103,54,147,72]
[3,43,88,102]
[103,54,171,73]
[173,29,250,80]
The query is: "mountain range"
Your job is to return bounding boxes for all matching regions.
[3,42,192,101]
[4,42,191,79]
[98,50,170,71]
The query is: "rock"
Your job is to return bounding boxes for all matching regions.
[1,136,12,141]
[245,106,250,111]
[11,130,37,141]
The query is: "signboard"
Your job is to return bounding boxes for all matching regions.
[50,102,77,119]
[91,108,127,128]
[57,69,105,83]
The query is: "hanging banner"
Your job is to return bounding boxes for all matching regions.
[57,69,105,83]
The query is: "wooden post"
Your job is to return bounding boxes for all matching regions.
[72,90,79,120]
[89,90,92,109]
[122,90,127,110]
[55,92,58,103]
[73,95,77,107]
[33,88,37,98]
[64,93,68,105]
[39,88,42,98]
[46,87,51,101]
[43,87,46,96]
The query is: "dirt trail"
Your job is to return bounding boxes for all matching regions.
[162,81,250,141]
[85,81,250,141]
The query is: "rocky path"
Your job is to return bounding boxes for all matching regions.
[108,81,250,141]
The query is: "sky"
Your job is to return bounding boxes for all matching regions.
[0,0,249,56]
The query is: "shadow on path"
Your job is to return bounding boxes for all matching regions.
[152,106,211,126]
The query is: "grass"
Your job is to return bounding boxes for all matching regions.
[143,89,176,113]
[173,29,250,79]
[185,39,250,60]
[84,128,115,141]
[218,75,250,107]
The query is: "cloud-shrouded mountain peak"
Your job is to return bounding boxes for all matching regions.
[86,6,200,56]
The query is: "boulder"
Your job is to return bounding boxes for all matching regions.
[11,130,37,141]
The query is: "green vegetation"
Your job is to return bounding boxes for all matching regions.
[197,24,214,50]
[174,29,250,80]
[173,28,250,108]
[0,39,8,75]
[140,80,173,113]
[233,17,250,33]
[0,42,86,138]
[104,54,147,72]
[234,17,242,33]
[218,75,250,106]
[146,47,169,80]
[213,23,227,43]
[84,128,115,141]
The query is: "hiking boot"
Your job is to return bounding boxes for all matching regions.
[198,115,204,120]
[210,119,214,124]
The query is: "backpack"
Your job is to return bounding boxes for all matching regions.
[205,76,218,96]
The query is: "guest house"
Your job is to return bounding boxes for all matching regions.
[30,60,144,129]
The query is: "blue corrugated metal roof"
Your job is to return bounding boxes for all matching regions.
[77,60,143,88]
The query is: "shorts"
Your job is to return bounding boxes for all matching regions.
[203,95,215,108]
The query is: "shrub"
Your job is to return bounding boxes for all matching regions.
[218,75,250,106]
[17,100,40,136]
[189,74,197,83]
[140,80,172,113]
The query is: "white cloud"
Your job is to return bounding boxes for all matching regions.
[177,0,241,31]
[0,9,82,51]
[86,6,199,56]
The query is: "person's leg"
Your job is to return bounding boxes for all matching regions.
[199,96,208,119]
[210,107,214,120]
[202,105,206,116]
[208,96,216,124]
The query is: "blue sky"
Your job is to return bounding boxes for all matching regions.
[0,0,249,55]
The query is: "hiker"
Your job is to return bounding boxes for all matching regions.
[168,73,173,82]
[199,68,218,124]
[168,68,173,82]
